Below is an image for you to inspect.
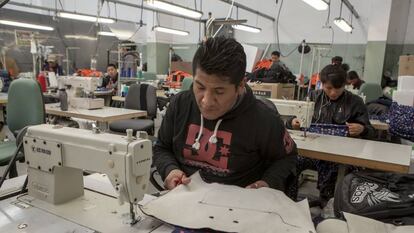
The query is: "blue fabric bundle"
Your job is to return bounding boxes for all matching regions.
[308,123,349,137]
[388,102,414,141]
[0,70,11,93]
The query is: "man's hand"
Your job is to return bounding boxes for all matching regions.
[346,122,365,137]
[291,118,301,130]
[246,180,269,189]
[164,169,191,190]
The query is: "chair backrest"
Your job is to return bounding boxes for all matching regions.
[6,79,45,133]
[358,83,383,103]
[125,84,157,119]
[180,77,193,92]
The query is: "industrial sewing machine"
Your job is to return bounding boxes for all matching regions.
[59,76,104,109]
[268,98,315,128]
[19,124,152,231]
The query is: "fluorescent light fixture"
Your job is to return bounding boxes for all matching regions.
[65,35,98,41]
[302,0,328,11]
[153,26,189,36]
[57,12,115,24]
[98,31,116,37]
[0,20,54,31]
[146,0,202,19]
[333,17,353,32]
[231,24,262,33]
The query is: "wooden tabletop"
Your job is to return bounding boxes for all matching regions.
[45,103,147,122]
[289,130,412,173]
[370,119,390,131]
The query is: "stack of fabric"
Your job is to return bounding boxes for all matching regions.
[308,123,349,137]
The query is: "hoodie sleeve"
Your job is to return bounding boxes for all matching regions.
[153,96,181,180]
[260,116,298,191]
[350,97,377,140]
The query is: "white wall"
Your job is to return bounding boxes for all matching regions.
[404,0,414,44]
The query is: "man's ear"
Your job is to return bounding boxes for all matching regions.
[237,78,246,94]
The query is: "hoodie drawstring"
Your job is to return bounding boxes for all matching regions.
[192,115,222,150]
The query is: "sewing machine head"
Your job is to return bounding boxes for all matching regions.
[23,124,152,206]
[268,98,315,128]
[59,76,104,109]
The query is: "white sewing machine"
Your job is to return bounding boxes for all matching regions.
[20,124,152,231]
[60,76,104,109]
[268,98,315,128]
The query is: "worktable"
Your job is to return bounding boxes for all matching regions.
[369,119,390,131]
[0,174,173,233]
[290,130,412,173]
[45,103,147,130]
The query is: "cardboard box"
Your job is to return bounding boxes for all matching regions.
[249,83,295,100]
[399,55,414,76]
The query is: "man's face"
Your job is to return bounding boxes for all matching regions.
[193,68,244,120]
[107,66,118,78]
[271,55,280,63]
[48,61,56,68]
[322,82,345,101]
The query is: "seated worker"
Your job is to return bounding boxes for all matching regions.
[101,64,119,94]
[271,50,291,73]
[43,54,63,75]
[347,70,365,89]
[288,64,376,203]
[154,37,298,193]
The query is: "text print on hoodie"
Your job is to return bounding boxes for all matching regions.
[153,85,298,191]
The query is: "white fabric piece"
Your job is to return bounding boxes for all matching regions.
[140,172,316,233]
[317,212,414,233]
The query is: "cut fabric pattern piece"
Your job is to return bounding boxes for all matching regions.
[140,172,316,233]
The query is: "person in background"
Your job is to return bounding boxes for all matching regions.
[271,50,291,72]
[341,63,350,72]
[287,64,376,204]
[154,37,297,194]
[101,63,118,94]
[43,54,63,75]
[347,70,365,89]
[331,56,343,66]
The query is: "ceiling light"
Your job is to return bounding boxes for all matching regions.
[0,20,54,31]
[302,0,328,11]
[65,35,98,41]
[146,0,202,19]
[231,24,261,33]
[333,17,353,32]
[98,31,116,37]
[57,12,115,24]
[153,26,189,36]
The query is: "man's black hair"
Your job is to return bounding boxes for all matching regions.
[347,70,359,80]
[341,63,350,72]
[107,63,117,69]
[320,64,347,88]
[192,37,246,86]
[271,51,281,57]
[331,56,343,65]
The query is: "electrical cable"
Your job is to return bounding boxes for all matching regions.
[274,0,298,57]
[212,0,234,38]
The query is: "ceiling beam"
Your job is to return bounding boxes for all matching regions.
[217,0,275,22]
[6,1,147,25]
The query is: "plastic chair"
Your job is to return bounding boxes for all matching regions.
[180,77,193,92]
[109,84,157,135]
[0,79,45,178]
[358,83,383,103]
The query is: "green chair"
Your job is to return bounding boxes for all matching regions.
[0,79,45,178]
[358,83,383,103]
[180,77,193,92]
